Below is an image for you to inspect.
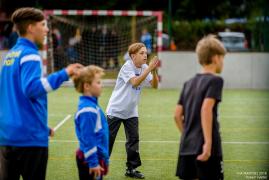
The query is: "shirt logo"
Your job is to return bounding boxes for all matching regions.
[132,86,141,91]
[3,50,22,66]
[4,59,15,66]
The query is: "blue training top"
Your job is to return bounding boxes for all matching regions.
[75,96,109,168]
[0,38,69,147]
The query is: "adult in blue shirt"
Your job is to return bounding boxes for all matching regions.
[0,8,82,180]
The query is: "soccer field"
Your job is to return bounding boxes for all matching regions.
[47,87,269,180]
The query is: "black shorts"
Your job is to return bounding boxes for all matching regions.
[0,146,48,180]
[176,155,224,180]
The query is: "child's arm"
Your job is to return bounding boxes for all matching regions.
[197,98,215,162]
[150,69,159,89]
[78,111,104,176]
[174,104,184,132]
[129,56,159,87]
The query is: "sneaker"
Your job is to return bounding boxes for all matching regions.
[125,168,145,179]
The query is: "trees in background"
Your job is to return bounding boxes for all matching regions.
[0,0,268,51]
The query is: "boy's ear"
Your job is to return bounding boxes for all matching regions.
[211,55,218,64]
[131,54,135,60]
[27,24,34,34]
[83,82,90,90]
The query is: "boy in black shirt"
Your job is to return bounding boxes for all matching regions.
[174,35,226,180]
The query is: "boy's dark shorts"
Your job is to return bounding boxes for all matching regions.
[176,155,224,180]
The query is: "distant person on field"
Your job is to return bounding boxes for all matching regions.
[140,28,152,55]
[8,25,19,49]
[0,8,82,180]
[73,65,109,180]
[170,38,177,51]
[52,27,64,71]
[162,31,169,50]
[67,28,81,63]
[174,35,226,180]
[0,29,8,50]
[106,43,159,179]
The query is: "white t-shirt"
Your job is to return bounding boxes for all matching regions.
[106,60,153,119]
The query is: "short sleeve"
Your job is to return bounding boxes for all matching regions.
[177,83,185,105]
[205,77,224,102]
[141,64,152,85]
[120,63,136,83]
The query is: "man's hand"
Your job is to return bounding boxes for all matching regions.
[89,165,104,178]
[66,63,84,77]
[196,143,211,161]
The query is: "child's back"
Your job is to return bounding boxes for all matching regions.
[174,35,226,180]
[179,73,223,156]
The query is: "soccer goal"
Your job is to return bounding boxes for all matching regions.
[43,10,163,74]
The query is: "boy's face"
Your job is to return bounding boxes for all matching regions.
[132,47,147,68]
[214,55,224,74]
[29,19,49,45]
[85,74,103,97]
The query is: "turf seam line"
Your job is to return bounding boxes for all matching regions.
[50,139,269,144]
[53,114,72,132]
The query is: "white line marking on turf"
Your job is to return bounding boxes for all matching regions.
[48,156,269,163]
[50,140,78,143]
[53,114,72,132]
[223,141,269,145]
[49,139,269,144]
[142,114,269,119]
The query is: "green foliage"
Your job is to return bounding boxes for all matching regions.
[171,19,268,51]
[171,20,225,50]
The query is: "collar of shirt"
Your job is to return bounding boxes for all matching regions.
[80,96,98,105]
[17,37,38,50]
[130,60,143,74]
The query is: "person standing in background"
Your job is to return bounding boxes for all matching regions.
[140,28,152,55]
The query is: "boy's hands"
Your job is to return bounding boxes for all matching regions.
[66,63,84,77]
[148,56,160,71]
[197,143,211,161]
[89,165,104,178]
[49,128,54,137]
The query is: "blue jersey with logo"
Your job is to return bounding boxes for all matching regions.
[0,38,69,147]
[75,96,109,168]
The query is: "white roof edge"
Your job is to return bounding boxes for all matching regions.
[218,32,245,38]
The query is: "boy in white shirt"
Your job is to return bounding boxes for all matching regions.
[106,43,159,179]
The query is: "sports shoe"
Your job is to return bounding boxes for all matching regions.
[125,168,145,179]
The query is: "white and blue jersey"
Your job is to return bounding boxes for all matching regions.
[75,96,109,168]
[0,38,69,147]
[106,60,152,119]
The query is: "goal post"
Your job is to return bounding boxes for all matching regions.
[43,10,163,75]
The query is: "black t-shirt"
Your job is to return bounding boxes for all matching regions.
[177,73,224,156]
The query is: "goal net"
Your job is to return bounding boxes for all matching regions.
[44,10,163,73]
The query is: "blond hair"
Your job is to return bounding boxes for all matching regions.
[128,43,146,57]
[73,65,104,93]
[195,35,226,65]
